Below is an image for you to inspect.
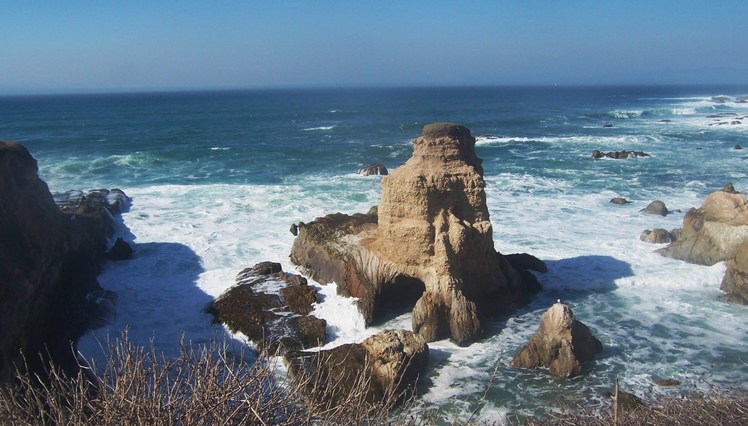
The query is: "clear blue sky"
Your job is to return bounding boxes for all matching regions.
[2,1,747,94]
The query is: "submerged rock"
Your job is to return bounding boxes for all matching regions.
[592,149,650,159]
[511,303,602,379]
[207,262,326,355]
[610,197,631,205]
[291,124,542,346]
[657,188,748,265]
[284,329,427,409]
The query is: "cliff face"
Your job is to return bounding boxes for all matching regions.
[291,124,541,346]
[0,141,117,380]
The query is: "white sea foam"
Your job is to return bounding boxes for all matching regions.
[303,125,336,131]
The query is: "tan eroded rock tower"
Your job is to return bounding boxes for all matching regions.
[291,123,541,345]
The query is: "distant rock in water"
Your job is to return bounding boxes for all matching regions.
[291,123,543,346]
[0,141,121,381]
[723,183,740,193]
[735,144,743,150]
[357,163,389,176]
[591,149,650,159]
[640,200,669,216]
[657,187,748,265]
[207,262,326,355]
[510,303,602,379]
[610,197,631,205]
[284,329,427,410]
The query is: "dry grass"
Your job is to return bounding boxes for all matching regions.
[3,334,746,425]
[0,331,421,425]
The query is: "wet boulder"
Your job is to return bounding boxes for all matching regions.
[357,163,389,176]
[640,200,669,216]
[207,262,326,355]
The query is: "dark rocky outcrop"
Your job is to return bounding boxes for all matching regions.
[284,329,427,409]
[610,197,631,205]
[657,188,748,265]
[357,163,389,176]
[592,150,650,160]
[0,141,122,381]
[511,303,602,379]
[291,124,542,346]
[206,262,326,355]
[105,237,134,260]
[640,200,670,216]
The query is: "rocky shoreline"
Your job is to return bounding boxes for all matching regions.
[2,122,747,417]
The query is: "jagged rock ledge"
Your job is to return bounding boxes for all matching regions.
[284,329,428,409]
[0,141,128,380]
[291,123,544,346]
[206,262,326,355]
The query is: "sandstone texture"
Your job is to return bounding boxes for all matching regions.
[291,124,542,346]
[284,329,427,409]
[657,188,748,265]
[511,303,603,379]
[0,141,123,380]
[721,242,748,304]
[207,262,326,355]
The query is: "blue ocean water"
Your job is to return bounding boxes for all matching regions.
[2,86,748,421]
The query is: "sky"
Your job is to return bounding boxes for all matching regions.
[1,1,747,94]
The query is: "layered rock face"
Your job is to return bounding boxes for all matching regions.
[657,188,748,265]
[284,329,428,409]
[0,141,121,380]
[291,124,541,346]
[511,303,603,378]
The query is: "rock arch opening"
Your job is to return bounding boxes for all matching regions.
[372,275,426,325]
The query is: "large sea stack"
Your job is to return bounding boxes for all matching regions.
[291,124,541,346]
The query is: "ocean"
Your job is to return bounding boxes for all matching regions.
[2,86,747,422]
